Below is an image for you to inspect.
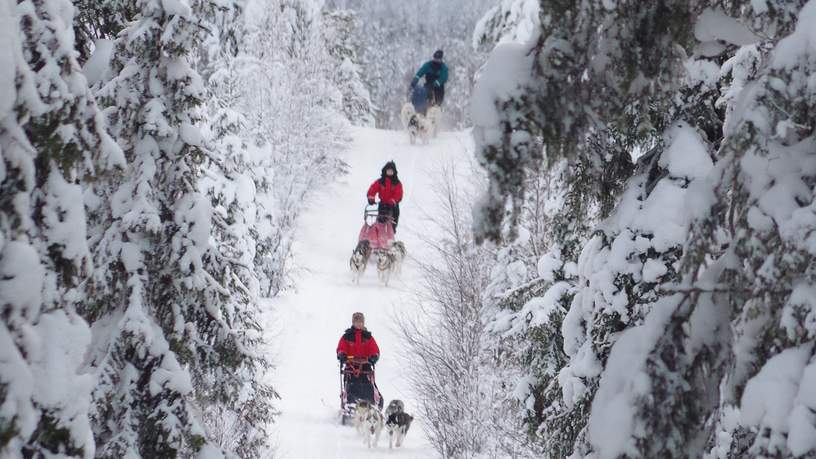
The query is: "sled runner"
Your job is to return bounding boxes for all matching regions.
[339,356,382,425]
[358,204,395,251]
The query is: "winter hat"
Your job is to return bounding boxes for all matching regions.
[433,49,443,60]
[352,312,365,323]
[380,161,399,183]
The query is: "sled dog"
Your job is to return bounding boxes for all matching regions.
[352,399,372,435]
[386,411,413,449]
[427,106,442,137]
[363,407,385,448]
[388,241,406,276]
[400,103,431,145]
[384,399,404,419]
[377,249,396,286]
[350,240,372,283]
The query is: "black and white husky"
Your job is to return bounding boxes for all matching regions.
[386,411,413,449]
[350,240,371,284]
[362,407,385,448]
[385,399,405,419]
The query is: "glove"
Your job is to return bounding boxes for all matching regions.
[367,197,375,205]
[368,355,379,365]
[410,78,418,89]
[337,353,347,363]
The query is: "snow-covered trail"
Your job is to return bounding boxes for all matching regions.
[267,127,474,458]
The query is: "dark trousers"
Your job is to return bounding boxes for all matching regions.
[378,203,400,232]
[345,373,384,409]
[346,374,374,404]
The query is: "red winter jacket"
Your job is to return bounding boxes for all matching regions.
[367,178,403,206]
[336,327,380,360]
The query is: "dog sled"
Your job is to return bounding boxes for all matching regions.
[351,204,407,285]
[358,204,395,252]
[339,356,382,425]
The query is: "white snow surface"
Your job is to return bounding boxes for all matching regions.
[268,127,473,458]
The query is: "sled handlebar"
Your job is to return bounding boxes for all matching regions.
[340,356,376,373]
[363,204,394,223]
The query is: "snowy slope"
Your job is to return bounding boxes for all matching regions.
[267,127,475,458]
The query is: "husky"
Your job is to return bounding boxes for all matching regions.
[363,407,385,448]
[384,399,405,419]
[377,250,396,286]
[427,105,442,137]
[352,399,372,435]
[388,241,406,276]
[350,240,372,283]
[400,103,431,145]
[386,411,414,449]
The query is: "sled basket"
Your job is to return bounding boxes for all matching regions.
[358,204,394,250]
[339,357,382,424]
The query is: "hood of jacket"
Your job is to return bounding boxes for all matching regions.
[380,161,400,185]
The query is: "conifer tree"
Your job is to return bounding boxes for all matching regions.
[0,0,123,456]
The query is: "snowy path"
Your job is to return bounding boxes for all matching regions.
[267,127,474,458]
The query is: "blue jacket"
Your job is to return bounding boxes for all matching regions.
[412,60,448,87]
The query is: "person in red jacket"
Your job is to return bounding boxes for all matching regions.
[337,312,382,408]
[336,312,380,364]
[367,161,403,231]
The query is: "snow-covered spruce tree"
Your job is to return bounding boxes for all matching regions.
[474,1,816,457]
[472,0,540,54]
[482,155,613,458]
[570,121,717,457]
[198,4,276,457]
[199,81,278,458]
[80,0,266,455]
[679,3,816,456]
[195,1,279,456]
[471,0,710,244]
[579,4,816,457]
[321,10,375,127]
[0,0,123,456]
